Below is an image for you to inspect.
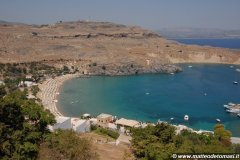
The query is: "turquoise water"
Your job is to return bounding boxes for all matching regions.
[58,64,240,136]
[173,39,240,49]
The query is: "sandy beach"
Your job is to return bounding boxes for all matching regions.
[37,74,80,116]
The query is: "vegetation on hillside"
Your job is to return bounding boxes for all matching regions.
[91,125,119,139]
[0,89,55,159]
[131,123,238,160]
[0,87,96,160]
[37,130,98,160]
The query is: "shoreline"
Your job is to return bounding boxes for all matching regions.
[37,74,81,116]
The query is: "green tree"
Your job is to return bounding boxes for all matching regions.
[0,90,55,159]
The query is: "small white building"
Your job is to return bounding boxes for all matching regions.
[49,116,91,133]
[49,116,72,131]
[19,81,37,87]
[71,118,90,133]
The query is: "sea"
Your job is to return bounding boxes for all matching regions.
[58,39,240,136]
[173,38,240,49]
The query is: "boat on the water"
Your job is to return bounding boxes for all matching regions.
[228,102,235,106]
[236,68,240,72]
[226,109,240,114]
[170,117,174,120]
[184,115,189,121]
[233,81,238,85]
[223,105,232,109]
[188,65,192,68]
[238,114,240,117]
[216,119,221,122]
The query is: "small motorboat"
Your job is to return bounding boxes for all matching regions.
[233,81,238,85]
[188,65,192,68]
[170,117,174,120]
[216,119,221,122]
[228,102,235,106]
[170,73,175,75]
[223,105,232,109]
[226,109,240,113]
[237,114,240,117]
[230,66,234,68]
[236,68,240,72]
[184,115,189,121]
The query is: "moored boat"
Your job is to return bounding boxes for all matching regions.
[184,115,189,121]
[223,105,232,109]
[233,81,238,85]
[226,109,240,114]
[228,102,235,106]
[216,119,221,122]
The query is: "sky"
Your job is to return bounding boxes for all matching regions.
[0,0,240,30]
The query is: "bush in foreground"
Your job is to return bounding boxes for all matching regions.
[131,123,234,160]
[37,130,98,160]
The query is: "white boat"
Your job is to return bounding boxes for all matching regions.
[188,65,192,68]
[238,114,240,117]
[233,81,238,85]
[223,105,232,109]
[230,66,234,68]
[170,117,174,120]
[216,119,221,122]
[236,68,240,72]
[170,73,174,75]
[226,109,240,113]
[184,115,189,121]
[228,102,235,106]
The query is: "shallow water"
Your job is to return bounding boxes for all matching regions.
[58,64,240,136]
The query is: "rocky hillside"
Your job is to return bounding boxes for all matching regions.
[0,21,239,75]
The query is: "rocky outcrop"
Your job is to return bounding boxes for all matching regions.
[87,63,182,76]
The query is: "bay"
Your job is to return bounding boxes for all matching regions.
[58,64,240,136]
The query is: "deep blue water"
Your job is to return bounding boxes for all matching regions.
[58,64,240,136]
[173,39,240,49]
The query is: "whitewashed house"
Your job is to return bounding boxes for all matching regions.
[71,118,90,133]
[49,116,91,133]
[19,81,37,87]
[49,116,72,131]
